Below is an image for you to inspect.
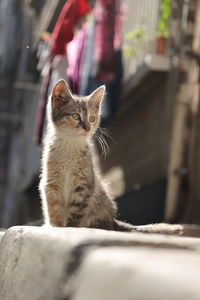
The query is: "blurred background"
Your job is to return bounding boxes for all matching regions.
[0,0,200,228]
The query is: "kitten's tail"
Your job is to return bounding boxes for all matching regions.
[114,219,135,232]
[114,219,200,238]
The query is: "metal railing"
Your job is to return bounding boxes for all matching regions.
[122,0,161,79]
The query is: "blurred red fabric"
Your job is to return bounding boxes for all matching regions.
[94,0,117,81]
[51,0,91,55]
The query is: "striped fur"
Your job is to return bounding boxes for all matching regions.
[39,80,200,237]
[39,80,117,229]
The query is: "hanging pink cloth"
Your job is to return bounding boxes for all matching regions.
[66,24,88,94]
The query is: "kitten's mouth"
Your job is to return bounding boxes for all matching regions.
[81,128,90,136]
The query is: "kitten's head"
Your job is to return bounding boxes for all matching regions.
[48,79,105,138]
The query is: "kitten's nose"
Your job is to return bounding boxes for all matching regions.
[82,122,90,132]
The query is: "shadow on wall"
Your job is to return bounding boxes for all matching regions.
[116,179,166,225]
[100,72,171,225]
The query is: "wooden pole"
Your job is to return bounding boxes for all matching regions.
[165,0,189,221]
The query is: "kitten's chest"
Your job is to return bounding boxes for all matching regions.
[55,143,87,199]
[61,149,82,174]
[61,159,73,203]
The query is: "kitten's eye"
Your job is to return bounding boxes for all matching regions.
[89,115,96,122]
[72,113,80,120]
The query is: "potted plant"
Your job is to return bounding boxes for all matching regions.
[156,0,171,54]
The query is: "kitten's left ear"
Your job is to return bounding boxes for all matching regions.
[52,79,72,98]
[89,85,105,107]
[51,79,72,108]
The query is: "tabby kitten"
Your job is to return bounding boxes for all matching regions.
[40,79,119,230]
[39,79,200,237]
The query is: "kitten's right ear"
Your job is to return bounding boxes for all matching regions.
[88,85,105,107]
[51,80,72,108]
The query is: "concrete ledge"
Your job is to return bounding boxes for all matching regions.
[0,226,200,300]
[0,231,5,245]
[144,53,171,71]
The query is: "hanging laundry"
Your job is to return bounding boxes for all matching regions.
[106,0,123,117]
[114,0,122,50]
[80,18,96,96]
[51,0,91,56]
[66,23,88,94]
[94,0,116,82]
[80,0,123,126]
[79,18,107,113]
[34,0,91,144]
[106,49,123,117]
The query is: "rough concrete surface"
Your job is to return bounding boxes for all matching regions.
[0,226,200,300]
[0,231,5,245]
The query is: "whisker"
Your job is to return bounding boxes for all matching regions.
[95,130,111,159]
[95,133,108,159]
[98,127,116,143]
[96,136,105,158]
[98,135,107,159]
[100,134,110,154]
